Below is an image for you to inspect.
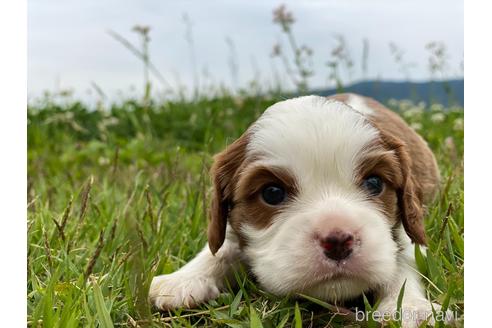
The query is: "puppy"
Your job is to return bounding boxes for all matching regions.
[150,94,449,326]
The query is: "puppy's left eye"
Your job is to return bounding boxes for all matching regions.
[361,176,384,196]
[261,184,286,205]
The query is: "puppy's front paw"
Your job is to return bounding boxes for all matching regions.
[149,272,221,310]
[378,299,455,328]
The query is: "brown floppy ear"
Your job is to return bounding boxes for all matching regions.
[208,134,249,254]
[383,135,427,245]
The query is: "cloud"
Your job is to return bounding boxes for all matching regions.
[28,0,463,100]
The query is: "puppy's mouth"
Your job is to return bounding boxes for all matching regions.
[318,266,361,282]
[308,251,371,286]
[295,267,374,304]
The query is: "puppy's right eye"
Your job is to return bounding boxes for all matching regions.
[261,184,286,205]
[361,175,384,196]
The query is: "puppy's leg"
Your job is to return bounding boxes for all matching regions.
[149,228,242,310]
[377,231,454,327]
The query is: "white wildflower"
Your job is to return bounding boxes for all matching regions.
[388,98,399,108]
[410,122,422,131]
[403,106,423,119]
[453,118,464,131]
[430,112,446,123]
[102,117,119,126]
[430,103,444,112]
[399,99,414,112]
[98,157,110,166]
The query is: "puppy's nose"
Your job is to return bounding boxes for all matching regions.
[320,231,354,261]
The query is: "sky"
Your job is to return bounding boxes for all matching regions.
[28,0,463,101]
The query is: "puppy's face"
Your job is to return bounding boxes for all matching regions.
[208,96,425,302]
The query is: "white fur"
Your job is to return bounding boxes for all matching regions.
[149,228,241,309]
[247,96,377,186]
[241,97,394,299]
[241,197,398,300]
[149,96,451,327]
[345,93,375,115]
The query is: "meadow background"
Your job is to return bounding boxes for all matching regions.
[27,3,463,327]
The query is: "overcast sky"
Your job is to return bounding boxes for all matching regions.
[28,0,463,101]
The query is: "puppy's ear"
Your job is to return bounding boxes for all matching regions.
[384,135,427,245]
[208,134,249,254]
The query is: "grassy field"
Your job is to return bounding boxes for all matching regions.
[27,95,463,327]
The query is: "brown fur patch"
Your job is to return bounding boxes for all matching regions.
[208,93,439,253]
[228,165,299,237]
[355,145,401,223]
[329,93,440,244]
[330,93,440,202]
[208,132,250,254]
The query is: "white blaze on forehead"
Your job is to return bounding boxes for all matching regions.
[345,94,374,116]
[247,95,379,191]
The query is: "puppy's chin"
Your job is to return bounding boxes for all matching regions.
[302,276,374,303]
[240,197,399,303]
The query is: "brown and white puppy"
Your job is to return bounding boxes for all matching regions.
[150,94,448,326]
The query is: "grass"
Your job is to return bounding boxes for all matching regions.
[27,95,463,327]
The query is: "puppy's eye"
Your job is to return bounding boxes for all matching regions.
[362,176,384,196]
[261,184,286,205]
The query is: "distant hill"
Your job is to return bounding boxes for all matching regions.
[311,79,464,107]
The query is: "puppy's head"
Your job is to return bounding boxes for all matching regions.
[208,95,426,301]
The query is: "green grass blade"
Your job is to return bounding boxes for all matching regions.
[250,304,264,328]
[294,302,302,328]
[91,278,114,328]
[396,280,406,327]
